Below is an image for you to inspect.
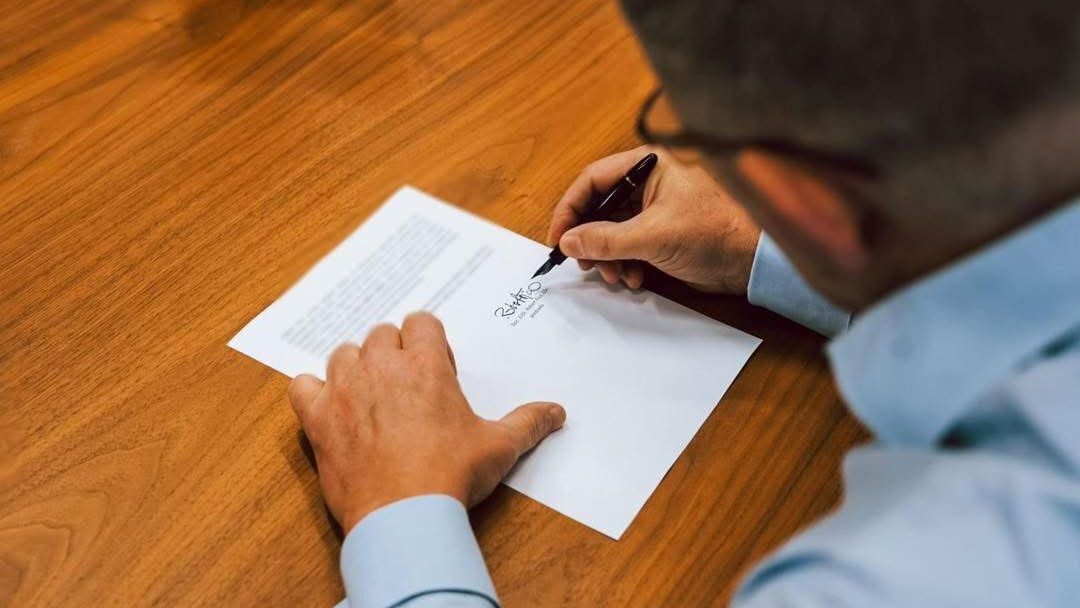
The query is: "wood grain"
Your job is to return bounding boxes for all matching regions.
[0,1,868,605]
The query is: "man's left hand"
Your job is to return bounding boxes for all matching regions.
[288,312,566,534]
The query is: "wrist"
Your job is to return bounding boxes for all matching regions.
[736,228,763,294]
[341,499,396,535]
[339,486,469,534]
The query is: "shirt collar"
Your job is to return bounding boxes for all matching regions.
[826,199,1080,445]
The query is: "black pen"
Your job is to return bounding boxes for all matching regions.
[532,152,658,278]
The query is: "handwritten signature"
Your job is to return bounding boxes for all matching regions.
[494,281,545,318]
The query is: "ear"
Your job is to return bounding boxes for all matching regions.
[734,151,871,273]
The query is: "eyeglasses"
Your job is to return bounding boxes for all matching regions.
[635,87,879,178]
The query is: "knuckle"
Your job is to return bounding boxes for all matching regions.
[329,376,354,402]
[491,436,518,465]
[329,342,360,363]
[592,233,612,258]
[405,310,441,332]
[366,322,396,338]
[531,419,550,446]
[524,409,548,443]
[424,311,444,329]
[403,310,428,323]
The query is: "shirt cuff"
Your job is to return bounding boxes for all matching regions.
[747,232,851,337]
[340,494,498,608]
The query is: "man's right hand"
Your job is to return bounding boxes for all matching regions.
[548,146,761,293]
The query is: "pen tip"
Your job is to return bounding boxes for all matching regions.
[532,259,554,279]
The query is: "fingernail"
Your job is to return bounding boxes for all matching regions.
[561,233,581,256]
[549,404,566,427]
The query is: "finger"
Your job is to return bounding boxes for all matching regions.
[288,374,325,425]
[400,311,450,355]
[498,401,567,457]
[362,323,402,351]
[547,146,654,246]
[578,259,596,271]
[622,262,645,290]
[597,261,622,284]
[327,342,361,382]
[559,215,654,262]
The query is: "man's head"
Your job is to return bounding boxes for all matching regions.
[622,0,1080,310]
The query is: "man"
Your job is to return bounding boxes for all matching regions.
[288,1,1080,606]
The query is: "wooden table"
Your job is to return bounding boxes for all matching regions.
[1,1,867,605]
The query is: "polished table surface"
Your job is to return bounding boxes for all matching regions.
[0,1,868,605]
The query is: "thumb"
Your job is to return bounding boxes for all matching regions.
[559,217,653,261]
[498,401,566,456]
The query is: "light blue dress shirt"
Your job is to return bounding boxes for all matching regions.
[338,199,1080,607]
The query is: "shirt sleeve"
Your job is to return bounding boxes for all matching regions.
[732,445,1080,608]
[337,494,498,608]
[747,232,851,337]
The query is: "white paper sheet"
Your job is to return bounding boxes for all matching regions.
[230,187,760,539]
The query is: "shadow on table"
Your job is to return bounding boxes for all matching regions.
[287,427,346,544]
